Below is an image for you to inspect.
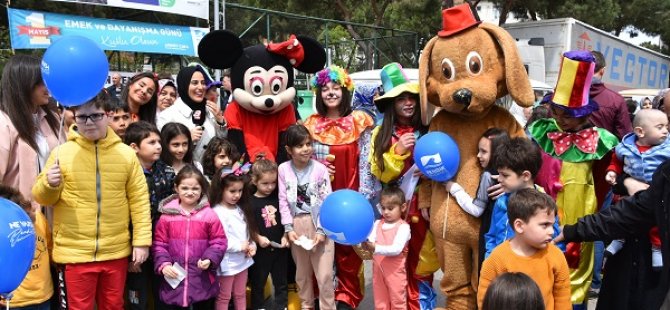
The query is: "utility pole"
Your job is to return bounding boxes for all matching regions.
[213,0,221,82]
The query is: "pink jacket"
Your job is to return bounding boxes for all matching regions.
[153,194,227,307]
[0,110,64,201]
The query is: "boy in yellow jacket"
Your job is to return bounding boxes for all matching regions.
[33,91,152,310]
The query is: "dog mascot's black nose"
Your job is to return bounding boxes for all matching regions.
[453,89,472,106]
[265,98,274,108]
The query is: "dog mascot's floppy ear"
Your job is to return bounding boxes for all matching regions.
[419,36,438,126]
[479,23,534,107]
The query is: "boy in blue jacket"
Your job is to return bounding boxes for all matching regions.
[484,137,563,258]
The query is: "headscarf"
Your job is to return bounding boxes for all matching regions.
[652,88,670,110]
[158,79,177,95]
[177,66,207,126]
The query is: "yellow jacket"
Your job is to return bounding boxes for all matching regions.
[33,126,151,264]
[369,126,412,184]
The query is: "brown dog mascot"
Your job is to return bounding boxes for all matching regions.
[418,4,534,309]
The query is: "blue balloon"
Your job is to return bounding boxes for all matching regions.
[413,131,460,182]
[0,198,36,295]
[41,36,109,107]
[320,190,375,245]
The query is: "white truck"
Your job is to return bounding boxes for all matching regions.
[503,18,670,91]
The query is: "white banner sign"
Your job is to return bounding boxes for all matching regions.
[49,0,209,20]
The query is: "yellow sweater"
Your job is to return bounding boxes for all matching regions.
[1,211,53,307]
[368,126,412,184]
[33,127,151,264]
[478,240,571,310]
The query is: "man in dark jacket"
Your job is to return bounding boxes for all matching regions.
[589,51,633,140]
[556,160,670,309]
[106,72,123,99]
[588,51,632,294]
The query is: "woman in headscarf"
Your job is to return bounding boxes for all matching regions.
[157,65,227,163]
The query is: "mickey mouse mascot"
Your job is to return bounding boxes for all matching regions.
[198,30,327,163]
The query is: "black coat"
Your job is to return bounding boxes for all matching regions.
[563,160,670,310]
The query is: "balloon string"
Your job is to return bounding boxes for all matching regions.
[56,106,65,162]
[2,293,11,310]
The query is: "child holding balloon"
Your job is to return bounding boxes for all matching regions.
[278,124,335,310]
[210,162,258,310]
[368,63,435,310]
[443,128,509,268]
[363,186,411,309]
[32,91,153,310]
[0,185,52,309]
[304,65,374,310]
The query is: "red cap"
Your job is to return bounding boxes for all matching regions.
[437,4,481,38]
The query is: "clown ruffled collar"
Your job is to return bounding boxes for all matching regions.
[528,118,618,162]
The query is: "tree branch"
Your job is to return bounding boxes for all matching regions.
[380,0,393,19]
[333,0,373,68]
[371,0,381,22]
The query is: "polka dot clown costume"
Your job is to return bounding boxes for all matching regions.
[528,50,618,308]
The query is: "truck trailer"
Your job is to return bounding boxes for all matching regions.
[503,18,670,91]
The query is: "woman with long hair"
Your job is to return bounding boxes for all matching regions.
[120,71,159,124]
[0,54,63,309]
[303,65,374,310]
[368,63,434,310]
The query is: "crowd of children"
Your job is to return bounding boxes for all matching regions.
[3,46,670,310]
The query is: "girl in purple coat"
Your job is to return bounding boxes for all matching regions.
[153,165,228,309]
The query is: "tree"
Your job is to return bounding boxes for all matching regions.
[232,0,428,70]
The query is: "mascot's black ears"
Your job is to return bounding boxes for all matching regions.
[197,30,326,74]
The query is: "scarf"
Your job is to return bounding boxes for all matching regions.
[176,66,207,126]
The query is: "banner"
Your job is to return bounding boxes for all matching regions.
[48,0,208,19]
[8,8,209,56]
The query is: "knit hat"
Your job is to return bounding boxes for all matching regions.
[549,50,599,118]
[373,62,419,113]
[310,65,354,92]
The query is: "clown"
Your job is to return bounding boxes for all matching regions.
[303,65,375,309]
[368,62,438,310]
[528,51,618,309]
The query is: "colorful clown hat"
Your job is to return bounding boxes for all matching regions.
[311,65,354,93]
[549,50,599,118]
[373,62,419,112]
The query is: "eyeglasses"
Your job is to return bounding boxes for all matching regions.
[74,113,106,124]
